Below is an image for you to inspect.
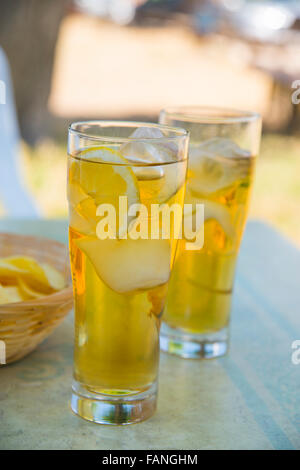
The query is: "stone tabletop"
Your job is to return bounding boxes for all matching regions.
[0,219,299,450]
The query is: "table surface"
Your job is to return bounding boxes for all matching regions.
[0,218,299,450]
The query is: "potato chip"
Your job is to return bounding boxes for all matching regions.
[1,256,65,291]
[18,278,45,300]
[0,284,11,304]
[0,255,66,305]
[41,263,65,291]
[2,256,49,286]
[0,261,28,280]
[0,284,23,304]
[3,286,24,303]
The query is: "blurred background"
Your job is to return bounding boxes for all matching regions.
[0,0,299,243]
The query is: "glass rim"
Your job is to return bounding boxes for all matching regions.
[160,106,261,124]
[69,120,189,143]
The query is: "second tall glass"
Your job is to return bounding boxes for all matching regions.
[159,107,261,359]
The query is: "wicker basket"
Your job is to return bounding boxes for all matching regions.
[0,232,73,364]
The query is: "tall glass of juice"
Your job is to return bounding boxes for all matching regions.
[68,121,188,424]
[159,107,261,359]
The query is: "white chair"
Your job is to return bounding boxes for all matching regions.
[0,47,38,217]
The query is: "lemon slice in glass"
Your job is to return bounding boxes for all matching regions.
[184,190,234,240]
[69,147,140,237]
[70,146,139,206]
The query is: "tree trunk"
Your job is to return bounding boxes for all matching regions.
[0,0,70,143]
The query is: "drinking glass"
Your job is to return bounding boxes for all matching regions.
[159,107,262,359]
[67,121,188,424]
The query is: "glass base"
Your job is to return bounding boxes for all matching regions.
[160,323,229,359]
[71,380,157,425]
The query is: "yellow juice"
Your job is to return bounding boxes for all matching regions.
[68,148,186,394]
[164,140,255,334]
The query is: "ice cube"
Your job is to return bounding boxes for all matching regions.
[121,139,167,184]
[121,126,178,166]
[127,126,165,141]
[188,138,251,195]
[124,126,178,155]
[76,237,171,293]
[121,129,185,203]
[122,141,166,165]
[191,138,250,160]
